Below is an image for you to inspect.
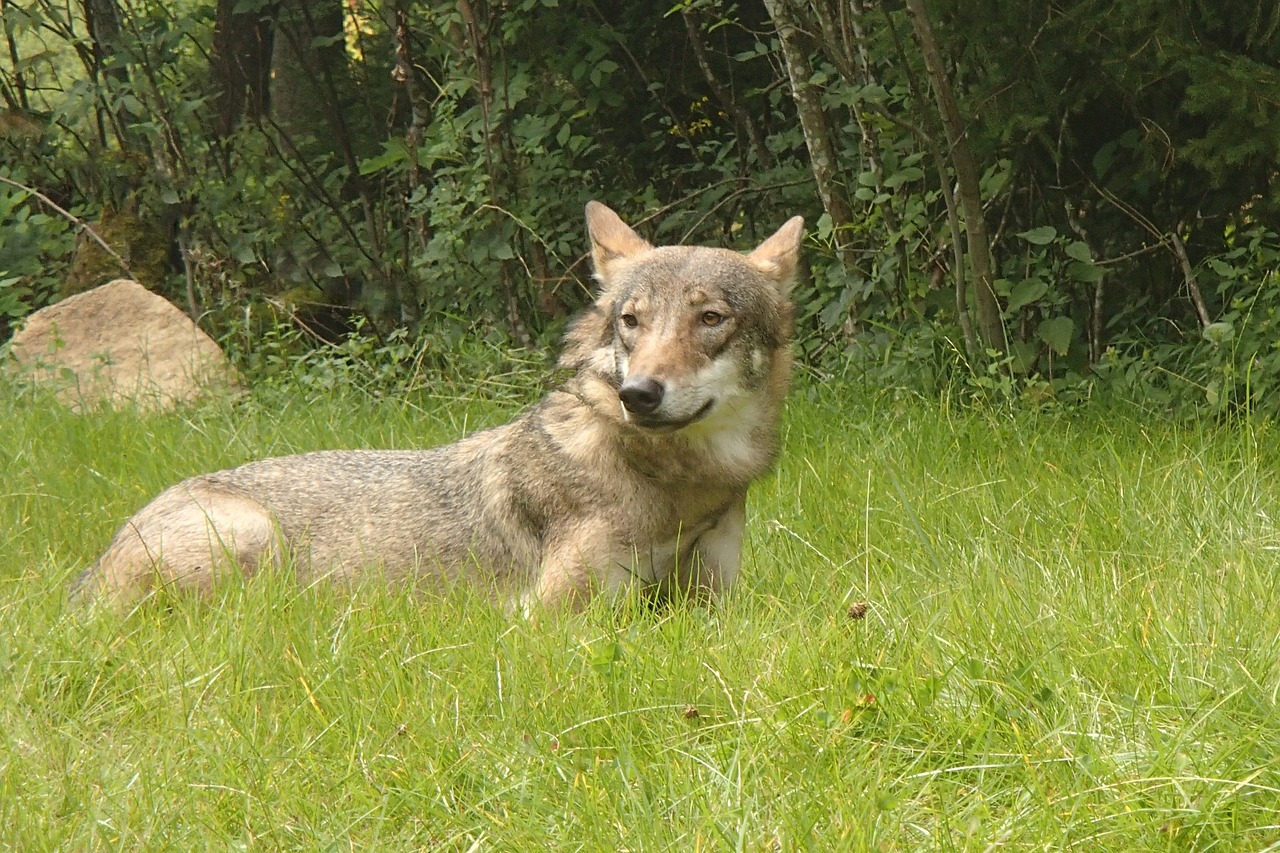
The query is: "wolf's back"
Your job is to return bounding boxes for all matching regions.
[71,429,542,607]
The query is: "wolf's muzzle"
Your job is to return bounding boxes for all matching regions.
[619,376,664,416]
[619,375,716,429]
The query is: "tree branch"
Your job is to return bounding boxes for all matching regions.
[0,175,135,281]
[1170,231,1212,330]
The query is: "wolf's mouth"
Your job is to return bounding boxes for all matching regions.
[629,398,715,431]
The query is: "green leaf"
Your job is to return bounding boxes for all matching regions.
[589,641,623,673]
[1038,316,1075,356]
[358,140,408,176]
[1017,226,1057,245]
[1207,259,1238,279]
[883,167,925,188]
[119,94,144,115]
[231,242,257,264]
[1007,279,1048,312]
[1065,241,1092,262]
[980,159,1013,197]
[815,213,834,241]
[1010,340,1039,373]
[590,60,618,86]
[1092,141,1117,180]
[1202,321,1234,344]
[819,290,852,328]
[1067,260,1103,283]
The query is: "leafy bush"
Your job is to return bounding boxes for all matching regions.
[2,0,1279,419]
[1094,227,1280,416]
[0,172,75,335]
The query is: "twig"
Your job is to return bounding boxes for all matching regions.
[681,8,772,169]
[1086,179,1212,330]
[0,174,135,280]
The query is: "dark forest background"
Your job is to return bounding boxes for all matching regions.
[2,0,1278,412]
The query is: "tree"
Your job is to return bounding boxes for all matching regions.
[903,0,1004,354]
[4,0,1278,412]
[763,0,856,282]
[209,0,278,137]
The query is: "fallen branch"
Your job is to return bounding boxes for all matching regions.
[1169,231,1212,330]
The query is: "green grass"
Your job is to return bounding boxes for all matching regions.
[3,375,1280,851]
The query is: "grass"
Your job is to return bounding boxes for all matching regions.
[3,372,1280,851]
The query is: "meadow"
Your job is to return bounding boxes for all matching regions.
[2,369,1279,851]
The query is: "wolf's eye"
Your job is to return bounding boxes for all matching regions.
[620,313,639,328]
[700,310,724,327]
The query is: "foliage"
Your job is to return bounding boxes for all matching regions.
[1095,226,1280,415]
[0,171,74,336]
[220,313,556,407]
[1,0,1278,415]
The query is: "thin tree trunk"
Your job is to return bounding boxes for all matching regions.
[210,0,278,137]
[681,9,772,169]
[937,155,978,358]
[1170,231,1211,330]
[454,0,531,341]
[838,0,912,319]
[904,0,1005,354]
[81,0,132,147]
[1,0,30,111]
[763,0,855,278]
[1064,201,1104,362]
[392,0,431,322]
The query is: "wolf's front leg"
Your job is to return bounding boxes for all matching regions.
[669,497,746,601]
[524,528,616,612]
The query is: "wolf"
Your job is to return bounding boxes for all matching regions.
[71,202,804,611]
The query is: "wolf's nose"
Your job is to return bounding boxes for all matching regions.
[619,376,664,415]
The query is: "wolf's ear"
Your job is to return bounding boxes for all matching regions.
[747,216,805,292]
[585,201,652,284]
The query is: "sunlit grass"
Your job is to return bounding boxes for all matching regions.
[3,375,1279,850]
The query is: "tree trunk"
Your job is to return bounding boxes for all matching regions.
[391,0,431,322]
[836,0,914,320]
[763,0,855,278]
[210,0,278,137]
[681,9,773,169]
[269,0,350,147]
[904,0,1006,354]
[2,0,31,112]
[81,0,131,147]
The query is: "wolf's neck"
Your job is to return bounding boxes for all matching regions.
[616,397,780,489]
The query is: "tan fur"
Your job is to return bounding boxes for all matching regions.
[71,202,804,611]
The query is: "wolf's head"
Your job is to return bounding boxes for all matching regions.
[561,202,804,434]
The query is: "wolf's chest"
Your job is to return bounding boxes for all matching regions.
[618,513,721,584]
